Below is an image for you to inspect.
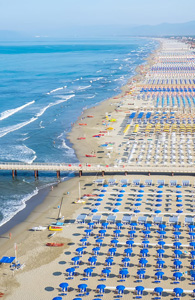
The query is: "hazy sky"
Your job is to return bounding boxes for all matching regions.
[0,0,195,35]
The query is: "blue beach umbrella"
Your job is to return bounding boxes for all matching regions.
[78,283,87,292]
[105,257,114,266]
[126,240,134,247]
[122,257,130,266]
[59,283,69,292]
[102,268,111,277]
[113,208,119,213]
[173,288,183,297]
[116,285,125,294]
[97,284,106,293]
[173,242,182,249]
[71,256,80,265]
[135,286,144,295]
[154,287,163,296]
[91,209,98,213]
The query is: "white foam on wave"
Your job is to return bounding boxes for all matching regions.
[0,144,37,164]
[0,117,37,138]
[36,94,75,117]
[87,95,95,99]
[46,86,67,95]
[0,100,35,121]
[0,188,39,227]
[77,85,91,91]
[96,70,102,73]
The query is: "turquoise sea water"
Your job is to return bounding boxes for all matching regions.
[0,37,158,226]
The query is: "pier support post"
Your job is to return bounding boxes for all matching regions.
[102,171,105,177]
[172,172,174,176]
[125,171,128,176]
[57,171,60,178]
[12,170,15,179]
[34,170,38,178]
[15,170,17,177]
[148,172,150,176]
[79,170,82,177]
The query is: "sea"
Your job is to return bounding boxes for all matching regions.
[0,37,158,227]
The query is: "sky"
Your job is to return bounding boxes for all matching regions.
[0,0,195,36]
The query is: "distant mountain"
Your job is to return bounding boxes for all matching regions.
[129,21,195,37]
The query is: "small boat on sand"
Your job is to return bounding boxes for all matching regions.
[48,232,56,238]
[31,226,47,231]
[46,243,64,247]
[77,137,86,140]
[49,226,63,231]
[79,123,87,126]
[85,154,96,157]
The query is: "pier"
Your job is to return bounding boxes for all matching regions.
[0,162,195,178]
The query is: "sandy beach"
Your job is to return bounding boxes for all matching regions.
[1,38,195,300]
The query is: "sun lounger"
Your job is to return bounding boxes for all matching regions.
[122,215,132,224]
[169,216,179,224]
[107,214,116,224]
[92,215,101,224]
[76,214,87,223]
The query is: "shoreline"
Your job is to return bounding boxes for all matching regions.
[0,38,158,241]
[0,38,159,298]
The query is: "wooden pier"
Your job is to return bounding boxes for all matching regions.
[0,162,195,178]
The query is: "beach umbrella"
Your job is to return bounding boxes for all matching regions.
[173,288,183,297]
[111,239,119,246]
[95,203,101,206]
[173,272,182,281]
[159,224,166,229]
[88,222,94,228]
[88,256,97,265]
[66,267,75,276]
[92,247,100,255]
[156,259,165,268]
[142,240,149,248]
[122,257,130,267]
[105,257,113,266]
[130,222,137,229]
[102,222,108,229]
[157,249,165,258]
[80,238,88,246]
[155,271,164,280]
[119,268,129,278]
[139,258,148,267]
[116,285,125,294]
[99,194,105,197]
[173,242,182,249]
[113,229,121,237]
[144,223,152,229]
[108,247,117,256]
[71,256,81,265]
[99,229,106,236]
[126,240,134,248]
[190,242,195,249]
[137,269,145,279]
[78,284,87,292]
[97,284,106,293]
[134,209,140,213]
[102,268,111,277]
[173,224,181,230]
[135,286,144,295]
[155,209,161,214]
[158,241,165,248]
[140,248,148,257]
[84,268,93,277]
[189,225,195,232]
[174,250,182,258]
[91,209,98,213]
[128,230,136,238]
[191,260,195,269]
[112,208,119,213]
[59,283,69,292]
[173,260,182,269]
[154,287,163,296]
[124,248,133,257]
